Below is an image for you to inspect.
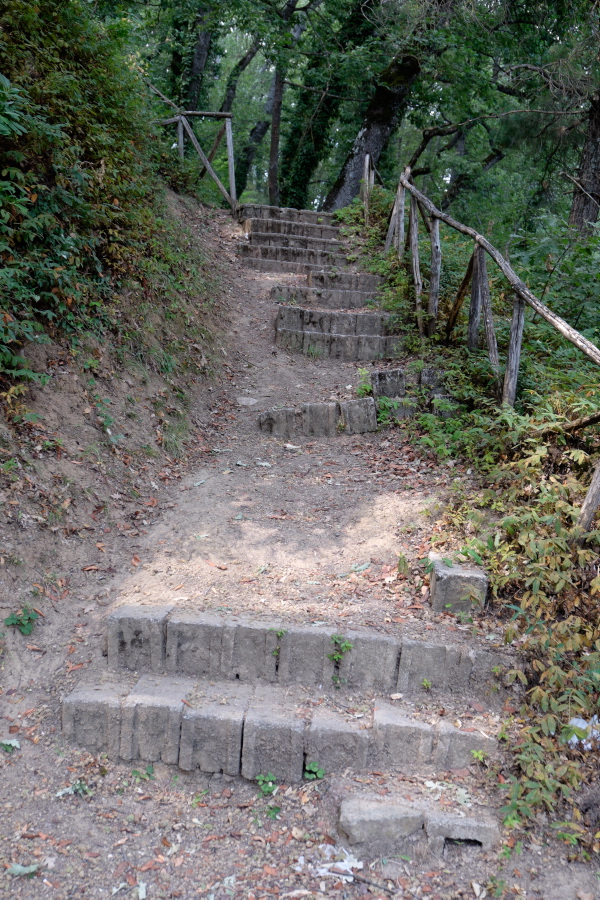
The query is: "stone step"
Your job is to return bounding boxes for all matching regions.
[240,257,326,275]
[246,231,345,253]
[259,399,378,437]
[270,285,379,309]
[238,243,346,268]
[275,307,400,361]
[339,795,500,856]
[238,203,335,227]
[307,270,382,292]
[243,217,339,240]
[276,330,402,361]
[106,607,505,699]
[63,674,497,782]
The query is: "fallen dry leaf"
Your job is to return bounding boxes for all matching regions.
[131,554,141,567]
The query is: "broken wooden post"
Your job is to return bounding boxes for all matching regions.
[410,194,424,337]
[384,182,405,255]
[225,117,237,206]
[177,116,184,160]
[502,294,525,406]
[428,216,441,336]
[362,154,371,227]
[467,245,482,351]
[478,246,500,381]
[446,252,474,338]
[576,461,600,535]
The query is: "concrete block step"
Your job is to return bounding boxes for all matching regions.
[259,398,378,436]
[339,795,500,855]
[270,285,379,309]
[63,675,497,782]
[276,306,390,337]
[243,217,339,240]
[307,270,382,292]
[239,257,323,275]
[238,203,335,227]
[246,232,344,253]
[238,243,346,268]
[276,330,402,361]
[107,608,505,699]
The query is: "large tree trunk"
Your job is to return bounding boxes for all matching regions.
[170,3,213,110]
[569,93,600,233]
[322,54,421,211]
[268,67,285,205]
[234,74,276,199]
[220,39,260,113]
[279,0,375,210]
[187,20,212,110]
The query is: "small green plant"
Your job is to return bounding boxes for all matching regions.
[397,553,409,576]
[356,367,372,397]
[471,749,488,764]
[421,678,432,691]
[56,778,94,798]
[328,634,353,687]
[256,773,277,797]
[304,761,325,780]
[376,395,400,427]
[306,344,322,359]
[1,738,20,754]
[266,805,281,820]
[131,763,155,783]
[4,605,39,636]
[270,628,287,657]
[191,789,209,806]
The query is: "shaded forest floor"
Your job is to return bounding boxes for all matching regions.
[0,194,598,900]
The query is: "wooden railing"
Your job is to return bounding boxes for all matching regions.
[373,164,600,406]
[150,83,237,212]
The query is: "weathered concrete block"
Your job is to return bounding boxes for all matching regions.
[358,313,386,336]
[420,367,444,393]
[62,685,122,758]
[302,331,331,358]
[277,627,330,685]
[119,675,194,765]
[329,334,359,360]
[275,328,304,352]
[357,335,384,360]
[301,401,338,436]
[434,720,496,770]
[165,612,234,679]
[303,309,332,334]
[276,306,303,330]
[424,810,499,854]
[178,684,252,774]
[258,407,300,439]
[227,622,279,682]
[371,369,406,399]
[241,690,305,782]
[372,704,434,772]
[108,604,173,673]
[337,631,400,691]
[429,392,459,419]
[306,712,370,773]
[397,638,475,695]
[329,312,357,335]
[430,558,488,613]
[338,398,377,434]
[339,799,424,846]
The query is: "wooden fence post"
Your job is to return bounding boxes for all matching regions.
[180,115,233,209]
[478,246,500,381]
[428,216,441,336]
[410,194,424,337]
[467,245,482,350]
[502,294,525,406]
[177,116,184,160]
[225,117,237,206]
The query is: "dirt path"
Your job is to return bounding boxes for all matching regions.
[0,200,598,900]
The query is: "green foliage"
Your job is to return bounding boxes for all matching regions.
[1,738,20,754]
[377,396,401,427]
[356,367,372,398]
[256,773,277,797]
[304,761,325,781]
[4,605,38,635]
[131,763,155,783]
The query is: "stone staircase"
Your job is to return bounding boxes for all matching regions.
[62,202,506,860]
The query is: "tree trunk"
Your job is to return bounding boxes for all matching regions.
[220,40,260,113]
[234,74,276,200]
[323,54,421,211]
[187,24,212,110]
[569,93,600,234]
[268,67,285,206]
